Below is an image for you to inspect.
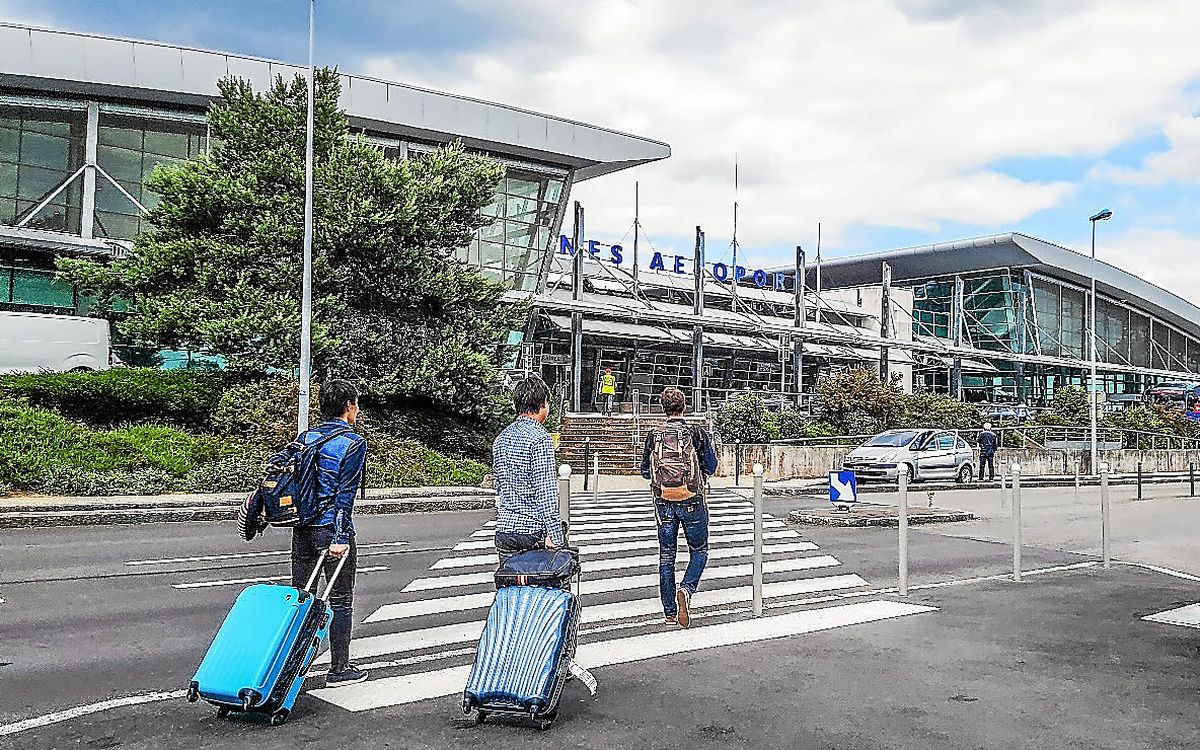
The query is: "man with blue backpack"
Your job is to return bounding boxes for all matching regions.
[240,379,369,687]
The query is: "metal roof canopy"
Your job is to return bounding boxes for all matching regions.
[788,232,1200,339]
[0,22,669,180]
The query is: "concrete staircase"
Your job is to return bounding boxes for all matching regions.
[557,413,711,475]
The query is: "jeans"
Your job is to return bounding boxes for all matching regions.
[603,394,614,415]
[291,525,356,673]
[979,453,995,481]
[655,497,709,617]
[495,530,545,566]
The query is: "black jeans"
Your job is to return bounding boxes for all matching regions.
[495,530,545,566]
[291,525,356,673]
[978,453,996,481]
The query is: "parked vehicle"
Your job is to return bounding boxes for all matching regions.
[0,311,113,373]
[842,428,976,483]
[981,403,1032,423]
[1144,381,1199,405]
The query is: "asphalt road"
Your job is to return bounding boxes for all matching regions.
[3,488,1200,749]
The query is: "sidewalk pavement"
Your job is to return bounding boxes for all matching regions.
[0,486,496,528]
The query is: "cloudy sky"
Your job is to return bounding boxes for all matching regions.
[6,0,1200,300]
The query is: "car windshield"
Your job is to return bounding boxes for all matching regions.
[865,431,921,447]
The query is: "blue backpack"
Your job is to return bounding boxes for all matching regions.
[255,428,350,527]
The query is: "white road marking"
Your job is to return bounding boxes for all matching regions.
[468,511,771,538]
[0,690,187,737]
[570,520,785,544]
[366,556,841,623]
[565,504,757,522]
[172,566,388,589]
[406,542,825,592]
[452,528,800,553]
[312,599,936,711]
[333,573,869,664]
[125,541,410,566]
[1143,603,1200,629]
[1118,561,1200,583]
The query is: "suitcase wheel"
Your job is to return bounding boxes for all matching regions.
[238,689,260,713]
[216,706,231,719]
[537,718,554,731]
[474,710,487,726]
[186,682,199,703]
[270,709,289,727]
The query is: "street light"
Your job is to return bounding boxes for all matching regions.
[1089,208,1113,473]
[297,0,316,433]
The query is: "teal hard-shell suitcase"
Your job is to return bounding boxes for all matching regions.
[187,551,346,725]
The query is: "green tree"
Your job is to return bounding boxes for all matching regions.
[815,368,905,435]
[62,70,519,420]
[1039,385,1090,426]
[714,392,770,443]
[897,391,981,431]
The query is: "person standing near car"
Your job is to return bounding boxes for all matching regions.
[640,387,718,628]
[493,375,565,564]
[977,422,998,482]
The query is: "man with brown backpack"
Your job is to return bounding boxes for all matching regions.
[639,387,718,628]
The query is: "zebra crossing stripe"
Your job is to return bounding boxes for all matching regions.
[467,512,777,538]
[311,599,935,711]
[322,572,870,665]
[366,556,841,623]
[430,538,819,570]
[570,520,785,544]
[452,528,800,553]
[405,542,825,592]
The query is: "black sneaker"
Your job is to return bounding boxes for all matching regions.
[326,664,369,687]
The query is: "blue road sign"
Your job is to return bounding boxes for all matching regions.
[829,470,858,505]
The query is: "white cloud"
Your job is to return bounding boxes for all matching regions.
[0,0,57,27]
[1092,115,1200,185]
[1099,228,1200,307]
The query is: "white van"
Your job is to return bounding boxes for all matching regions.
[0,311,113,373]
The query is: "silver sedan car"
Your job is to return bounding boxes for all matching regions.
[842,429,976,483]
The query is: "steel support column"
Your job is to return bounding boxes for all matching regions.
[692,225,705,409]
[80,101,98,240]
[951,275,964,400]
[879,261,892,382]
[794,245,806,407]
[571,311,583,412]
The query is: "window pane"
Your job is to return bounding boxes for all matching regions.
[0,124,18,163]
[21,131,71,170]
[13,267,73,307]
[544,178,563,204]
[98,124,142,150]
[507,176,540,199]
[94,210,141,241]
[0,161,17,198]
[98,144,144,182]
[143,129,191,159]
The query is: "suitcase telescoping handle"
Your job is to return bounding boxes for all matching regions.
[300,548,351,599]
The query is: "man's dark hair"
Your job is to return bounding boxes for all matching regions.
[660,387,687,416]
[320,379,360,420]
[513,375,551,416]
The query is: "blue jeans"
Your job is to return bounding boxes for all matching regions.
[495,530,544,566]
[291,525,356,672]
[655,497,709,617]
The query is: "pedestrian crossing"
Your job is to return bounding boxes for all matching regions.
[308,489,935,713]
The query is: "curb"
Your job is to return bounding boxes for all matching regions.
[786,504,975,527]
[764,474,1196,497]
[0,488,496,529]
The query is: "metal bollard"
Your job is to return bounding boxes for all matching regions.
[583,438,591,492]
[752,463,764,617]
[1012,462,1022,582]
[1074,459,1080,503]
[592,452,600,500]
[734,442,742,487]
[1100,462,1110,570]
[1000,468,1008,508]
[1191,462,1195,498]
[558,463,572,526]
[898,467,909,597]
[1137,461,1143,501]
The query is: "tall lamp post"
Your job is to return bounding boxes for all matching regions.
[297,0,317,432]
[1089,208,1113,472]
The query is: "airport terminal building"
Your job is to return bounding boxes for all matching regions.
[4,22,1199,411]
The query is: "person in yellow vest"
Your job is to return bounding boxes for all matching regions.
[600,368,617,415]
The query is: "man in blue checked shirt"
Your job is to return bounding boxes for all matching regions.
[493,376,565,563]
[283,379,368,687]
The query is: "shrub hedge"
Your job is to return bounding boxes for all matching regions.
[0,369,225,430]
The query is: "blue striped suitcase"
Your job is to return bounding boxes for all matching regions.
[186,551,346,726]
[462,584,580,730]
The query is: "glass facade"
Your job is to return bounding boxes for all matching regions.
[0,104,86,234]
[95,113,207,241]
[913,270,1200,402]
[452,166,565,292]
[0,247,80,313]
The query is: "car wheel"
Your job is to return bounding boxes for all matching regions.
[957,464,973,484]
